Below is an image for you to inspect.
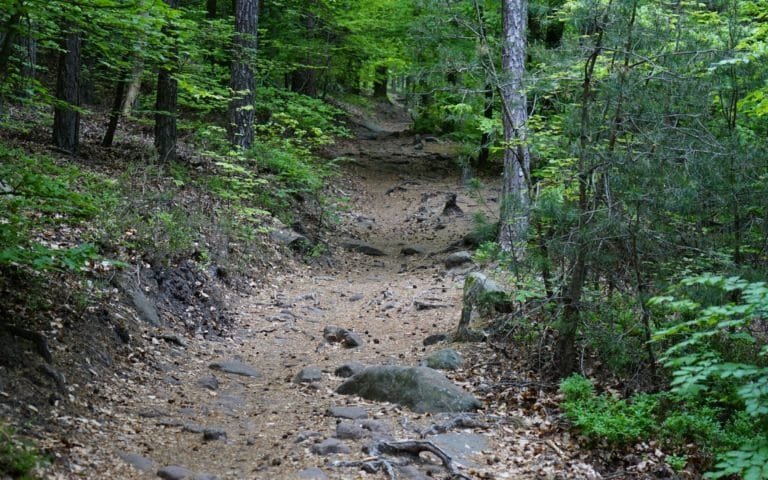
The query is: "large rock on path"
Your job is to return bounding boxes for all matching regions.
[336,365,481,413]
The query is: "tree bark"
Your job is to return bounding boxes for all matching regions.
[477,84,493,168]
[102,78,126,147]
[121,59,143,116]
[498,0,531,256]
[228,0,259,149]
[0,2,23,84]
[373,65,388,98]
[207,0,217,18]
[52,30,81,155]
[155,0,179,162]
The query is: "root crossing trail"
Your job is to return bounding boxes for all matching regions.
[52,112,602,480]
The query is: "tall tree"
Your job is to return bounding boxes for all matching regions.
[498,0,530,254]
[52,29,81,154]
[228,0,258,149]
[155,0,179,162]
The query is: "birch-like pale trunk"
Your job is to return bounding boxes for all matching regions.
[498,0,530,255]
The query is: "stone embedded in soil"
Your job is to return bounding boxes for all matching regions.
[323,326,364,348]
[336,365,481,413]
[129,287,162,327]
[413,295,449,311]
[310,438,352,455]
[423,333,447,346]
[270,229,310,249]
[325,406,368,419]
[334,362,365,378]
[401,245,426,256]
[294,366,322,383]
[335,421,365,440]
[209,360,260,377]
[395,465,432,480]
[117,451,155,472]
[429,432,488,468]
[202,427,227,441]
[295,431,322,443]
[342,240,387,257]
[157,465,191,480]
[444,251,473,269]
[196,375,219,391]
[421,348,464,370]
[296,467,330,480]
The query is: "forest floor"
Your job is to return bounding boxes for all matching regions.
[1,103,671,479]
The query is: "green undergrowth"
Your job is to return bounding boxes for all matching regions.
[0,144,116,271]
[560,274,768,479]
[0,424,45,479]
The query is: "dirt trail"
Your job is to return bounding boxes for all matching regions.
[45,110,601,480]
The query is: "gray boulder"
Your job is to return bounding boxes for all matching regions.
[444,251,473,269]
[336,365,481,413]
[422,349,463,370]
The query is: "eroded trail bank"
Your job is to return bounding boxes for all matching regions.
[33,126,603,480]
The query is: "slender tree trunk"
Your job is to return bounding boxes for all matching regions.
[228,0,258,149]
[102,78,126,147]
[52,31,81,155]
[0,3,24,84]
[121,60,143,116]
[498,0,531,255]
[477,84,493,168]
[207,0,217,18]
[373,65,388,98]
[155,0,179,162]
[555,7,608,376]
[290,8,318,97]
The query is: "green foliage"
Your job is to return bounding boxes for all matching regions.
[651,274,768,479]
[0,424,45,479]
[559,375,658,445]
[0,145,111,271]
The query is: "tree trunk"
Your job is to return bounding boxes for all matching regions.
[52,31,81,155]
[155,0,179,162]
[477,84,493,168]
[121,60,143,116]
[373,65,388,98]
[102,78,126,147]
[0,3,23,84]
[290,8,318,97]
[228,0,258,149]
[207,0,217,18]
[498,0,530,255]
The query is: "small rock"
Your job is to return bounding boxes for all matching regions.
[202,427,227,442]
[334,362,365,378]
[196,376,219,391]
[335,421,365,440]
[157,465,191,480]
[117,451,155,472]
[413,296,449,310]
[444,251,473,268]
[423,334,447,346]
[209,360,260,377]
[270,229,310,249]
[422,349,464,370]
[361,419,392,440]
[310,438,351,456]
[294,367,322,383]
[401,246,425,256]
[323,326,364,348]
[266,312,296,322]
[342,240,387,257]
[160,333,188,348]
[296,468,329,480]
[295,431,322,443]
[396,465,432,480]
[348,293,364,302]
[325,406,368,419]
